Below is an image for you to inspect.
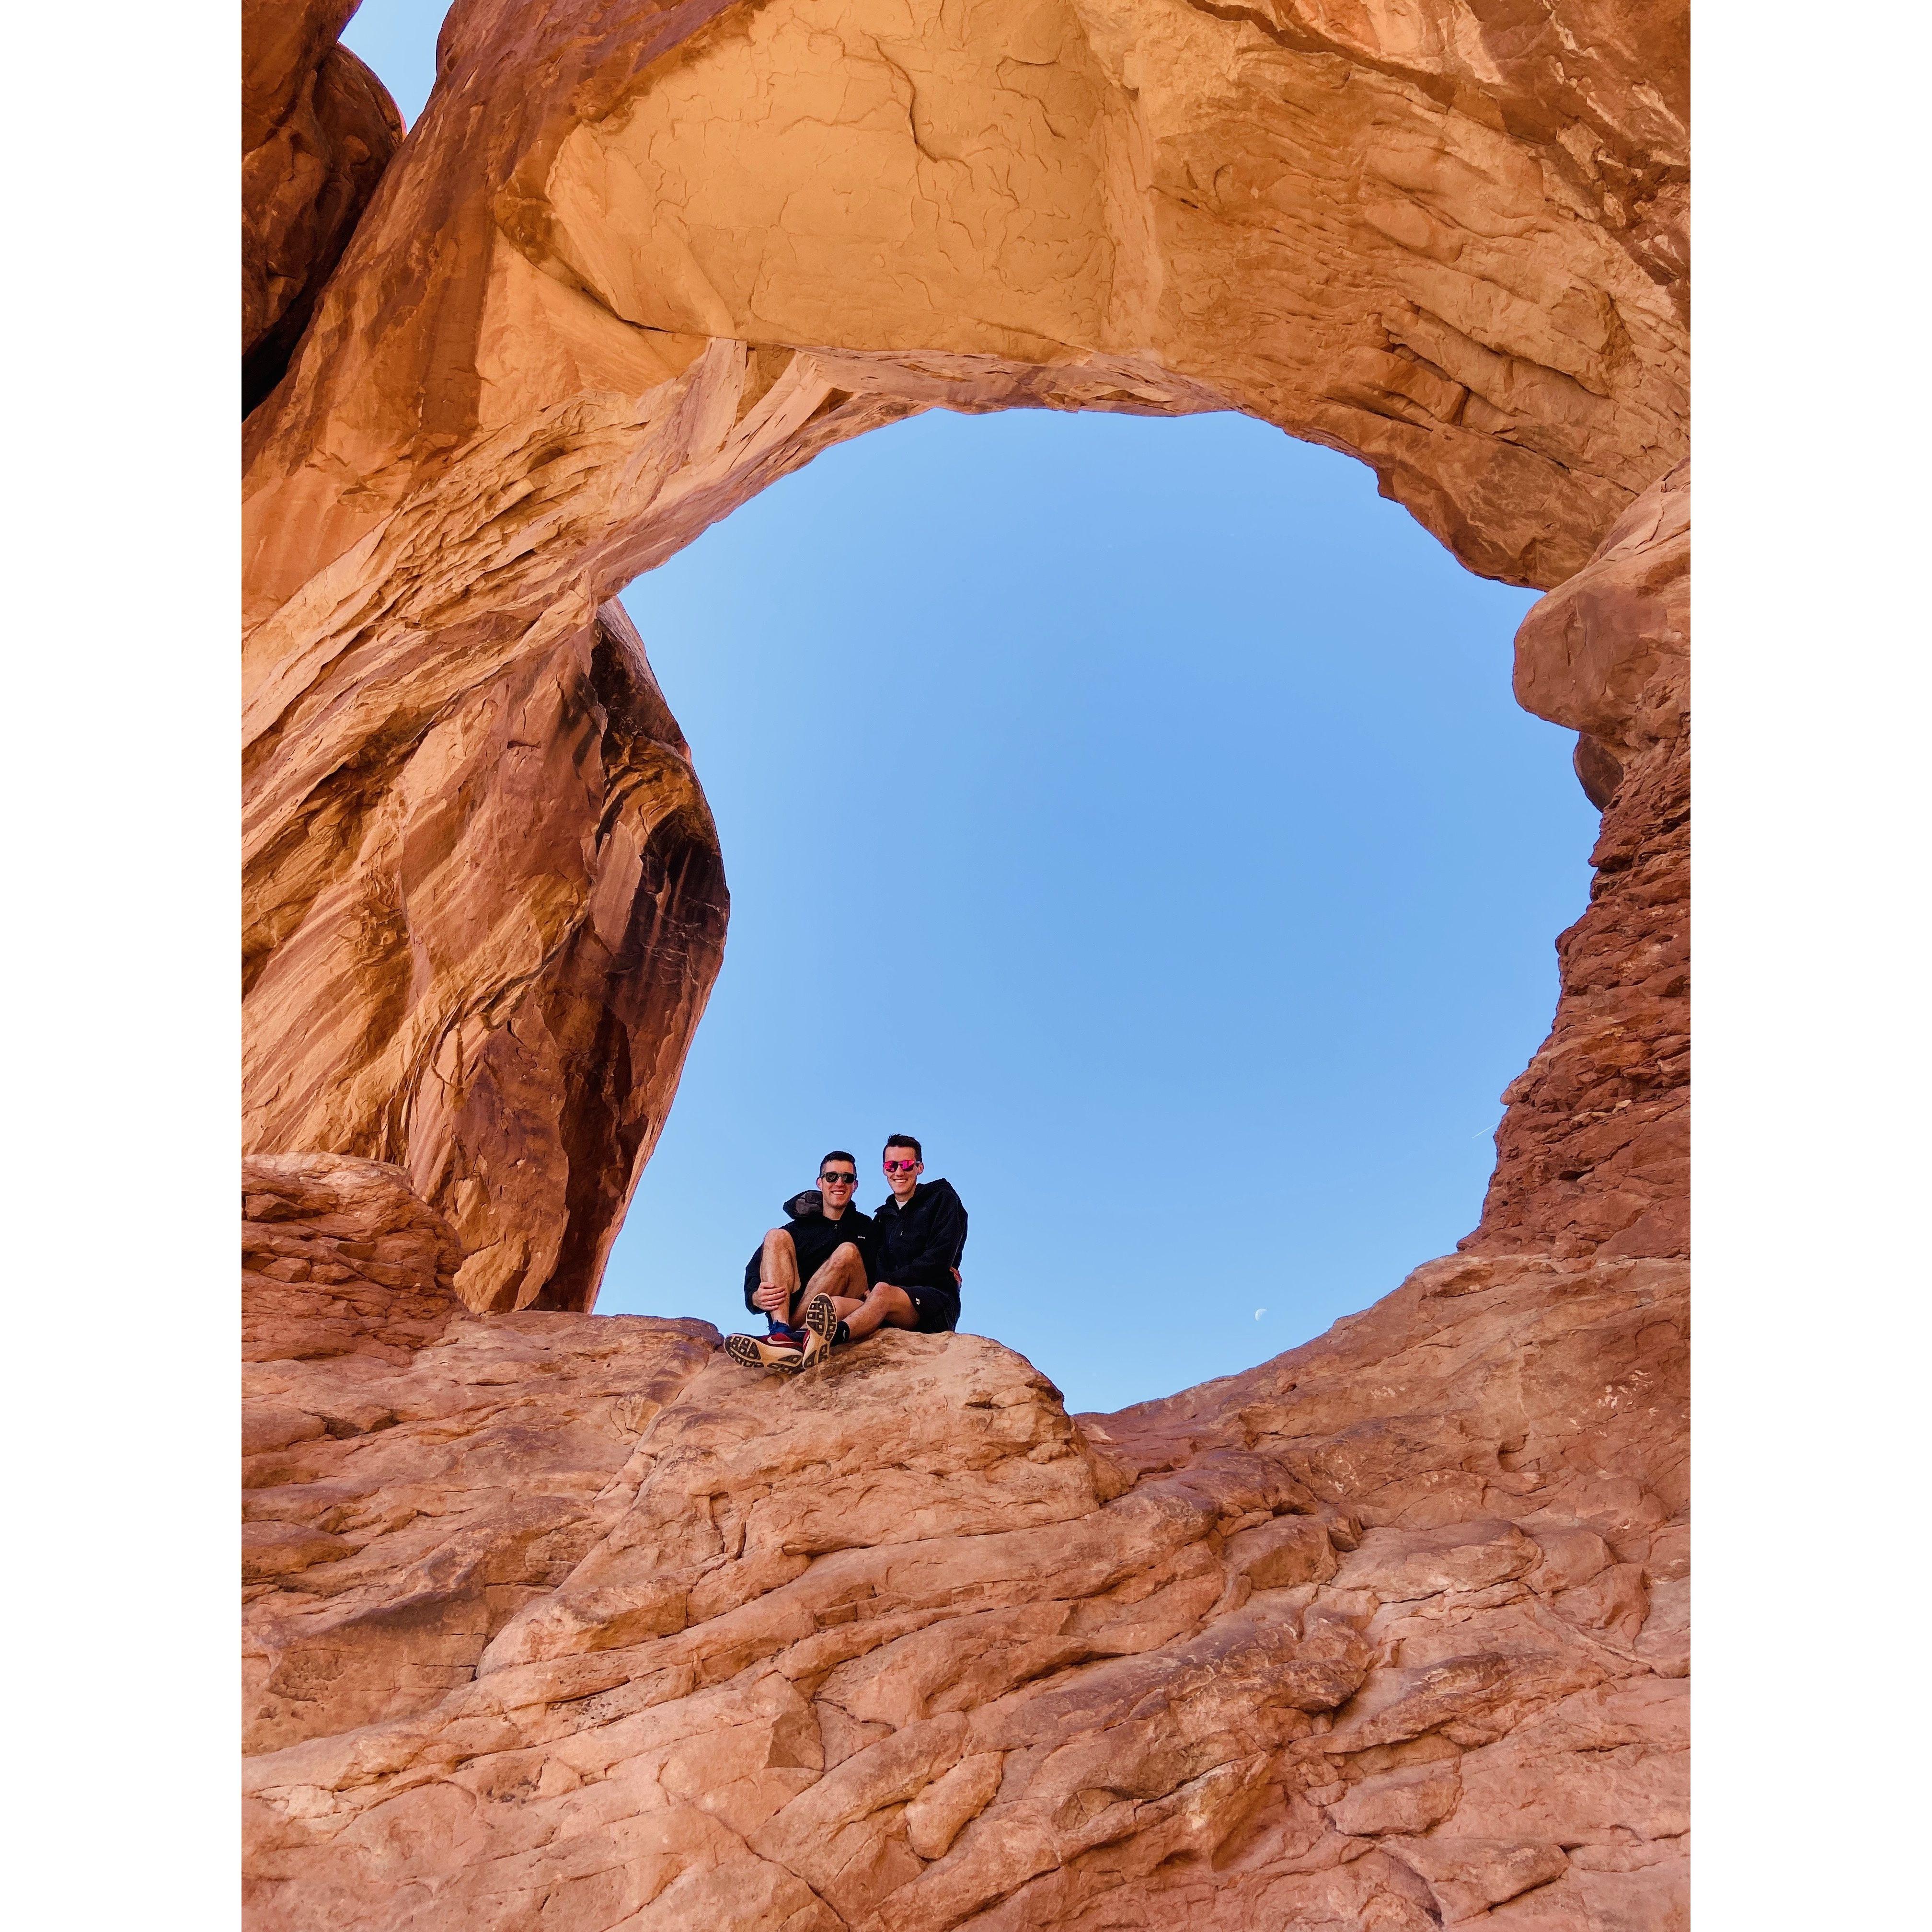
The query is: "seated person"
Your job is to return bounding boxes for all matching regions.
[794,1134,967,1363]
[723,1151,874,1371]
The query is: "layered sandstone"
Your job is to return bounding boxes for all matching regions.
[242,0,1689,1306]
[244,598,727,1314]
[243,1161,1685,1931]
[239,2,1691,1924]
[243,0,402,413]
[1468,463,1689,1260]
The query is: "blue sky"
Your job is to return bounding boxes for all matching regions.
[340,4,1597,1414]
[601,411,1585,1412]
[342,3,440,122]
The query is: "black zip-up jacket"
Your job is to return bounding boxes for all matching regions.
[742,1190,875,1314]
[867,1179,968,1294]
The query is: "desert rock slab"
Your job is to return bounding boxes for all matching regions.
[244,1240,1687,1932]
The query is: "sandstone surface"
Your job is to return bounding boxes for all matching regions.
[241,0,1689,1304]
[243,1161,1686,1931]
[243,0,402,413]
[1468,462,1688,1261]
[244,598,728,1314]
[239,1,1692,1923]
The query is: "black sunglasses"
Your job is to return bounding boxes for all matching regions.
[819,1171,858,1184]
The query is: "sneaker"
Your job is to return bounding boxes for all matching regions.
[724,1330,805,1373]
[797,1293,841,1368]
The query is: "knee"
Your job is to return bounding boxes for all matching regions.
[765,1227,791,1244]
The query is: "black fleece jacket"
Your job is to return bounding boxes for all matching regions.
[741,1190,875,1314]
[867,1179,968,1293]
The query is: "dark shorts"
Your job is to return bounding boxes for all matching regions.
[903,1284,960,1334]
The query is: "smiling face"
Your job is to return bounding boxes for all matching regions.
[882,1143,923,1204]
[818,1157,858,1214]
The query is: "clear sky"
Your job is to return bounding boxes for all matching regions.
[338,3,1598,1415]
[341,3,441,123]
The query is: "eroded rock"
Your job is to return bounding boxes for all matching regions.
[241,0,1689,1300]
[243,601,728,1313]
[242,1162,719,1755]
[242,0,402,412]
[242,1233,1687,1931]
[236,3,1692,1923]
[1469,463,1690,1261]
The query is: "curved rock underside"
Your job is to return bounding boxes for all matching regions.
[242,0,1689,1301]
[240,0,1690,1924]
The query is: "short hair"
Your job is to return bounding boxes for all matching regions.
[819,1150,857,1173]
[883,1134,922,1162]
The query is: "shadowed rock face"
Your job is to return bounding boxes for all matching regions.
[243,598,727,1314]
[243,0,403,414]
[239,0,1690,1920]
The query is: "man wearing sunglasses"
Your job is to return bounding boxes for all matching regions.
[792,1135,967,1362]
[724,1152,874,1371]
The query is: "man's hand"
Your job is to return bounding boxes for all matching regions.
[752,1281,788,1314]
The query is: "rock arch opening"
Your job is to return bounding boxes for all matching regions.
[594,403,1600,1407]
[243,0,1687,1319]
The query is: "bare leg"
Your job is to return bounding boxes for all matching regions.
[834,1282,920,1341]
[802,1242,868,1305]
[799,1243,875,1346]
[754,1229,800,1324]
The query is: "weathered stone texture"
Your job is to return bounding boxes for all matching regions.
[242,0,402,413]
[242,1155,721,1756]
[243,1150,464,1365]
[237,1,1691,1922]
[243,1244,1686,1931]
[1471,464,1689,1259]
[244,599,728,1314]
[240,0,1689,1307]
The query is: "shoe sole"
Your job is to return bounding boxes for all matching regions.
[724,1333,804,1373]
[797,1295,840,1368]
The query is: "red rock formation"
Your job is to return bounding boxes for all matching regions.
[1470,464,1689,1260]
[242,0,403,413]
[244,599,728,1314]
[238,1,1691,1922]
[244,1199,1686,1930]
[241,0,1689,1302]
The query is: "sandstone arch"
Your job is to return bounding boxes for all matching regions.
[242,5,1690,1922]
[242,0,1687,1312]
